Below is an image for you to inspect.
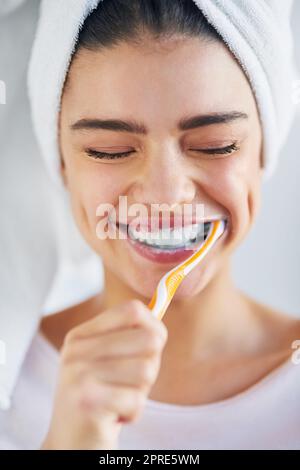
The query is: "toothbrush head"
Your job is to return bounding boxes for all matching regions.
[148,218,227,320]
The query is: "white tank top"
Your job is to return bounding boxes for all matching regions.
[0,330,299,450]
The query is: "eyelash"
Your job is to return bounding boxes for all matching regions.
[85,143,239,160]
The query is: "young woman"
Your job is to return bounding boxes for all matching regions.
[1,0,299,450]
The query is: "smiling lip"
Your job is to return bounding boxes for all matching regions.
[126,236,204,264]
[122,218,228,265]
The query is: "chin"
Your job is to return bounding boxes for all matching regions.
[124,259,214,304]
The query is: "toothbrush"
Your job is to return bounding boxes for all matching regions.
[148,219,227,320]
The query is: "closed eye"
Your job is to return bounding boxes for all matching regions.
[191,143,239,155]
[85,142,239,160]
[85,149,135,160]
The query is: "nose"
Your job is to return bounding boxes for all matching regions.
[131,144,196,208]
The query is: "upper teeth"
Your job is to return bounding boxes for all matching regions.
[128,222,209,247]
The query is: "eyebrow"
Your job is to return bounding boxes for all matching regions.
[70,111,248,134]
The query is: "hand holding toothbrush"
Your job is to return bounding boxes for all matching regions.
[41,219,225,450]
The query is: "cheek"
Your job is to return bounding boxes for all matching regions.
[81,172,121,233]
[64,161,123,242]
[200,158,260,244]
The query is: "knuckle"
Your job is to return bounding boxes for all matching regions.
[143,329,164,354]
[127,299,143,312]
[136,360,155,387]
[159,322,169,343]
[142,361,157,386]
[129,308,144,325]
[151,322,168,346]
[127,301,146,324]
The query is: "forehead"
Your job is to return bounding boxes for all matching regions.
[62,38,257,127]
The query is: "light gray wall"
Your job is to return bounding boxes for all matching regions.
[231,2,300,317]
